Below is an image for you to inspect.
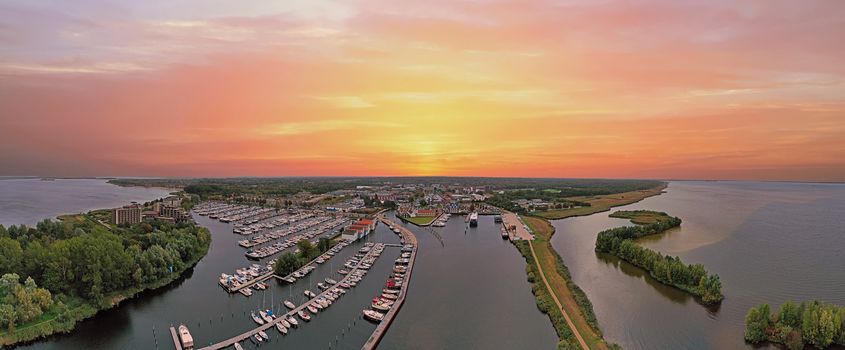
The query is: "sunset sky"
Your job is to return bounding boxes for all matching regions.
[1,0,843,181]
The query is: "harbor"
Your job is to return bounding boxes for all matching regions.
[362,216,419,349]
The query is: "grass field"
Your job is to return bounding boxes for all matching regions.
[522,215,614,350]
[534,184,667,220]
[399,215,436,226]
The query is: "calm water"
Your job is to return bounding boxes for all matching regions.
[12,180,556,350]
[379,213,559,350]
[550,181,845,350]
[0,178,172,226]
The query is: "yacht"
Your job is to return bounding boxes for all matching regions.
[363,310,385,322]
[251,312,264,325]
[276,322,288,335]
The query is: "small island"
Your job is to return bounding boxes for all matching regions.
[595,210,723,304]
[0,194,209,346]
[745,300,845,350]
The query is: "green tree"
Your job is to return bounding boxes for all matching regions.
[745,304,770,343]
[274,252,301,276]
[0,303,15,332]
[296,239,316,260]
[0,237,23,275]
[778,301,801,328]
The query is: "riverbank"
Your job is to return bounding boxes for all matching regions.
[516,215,615,350]
[0,209,210,347]
[534,184,667,220]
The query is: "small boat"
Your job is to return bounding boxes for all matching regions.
[258,330,269,341]
[251,312,264,325]
[381,293,398,300]
[317,282,328,290]
[260,310,273,323]
[298,310,311,322]
[234,342,245,350]
[287,316,299,327]
[281,319,291,328]
[338,269,349,275]
[372,302,391,312]
[363,309,385,322]
[325,278,337,285]
[276,322,288,335]
[284,300,296,309]
[307,305,318,314]
[383,288,400,294]
[254,333,263,343]
[304,290,316,298]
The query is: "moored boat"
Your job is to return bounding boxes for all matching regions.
[363,309,385,322]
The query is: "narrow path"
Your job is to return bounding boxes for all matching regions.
[528,240,589,350]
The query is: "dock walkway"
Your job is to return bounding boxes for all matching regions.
[361,216,418,350]
[197,245,383,350]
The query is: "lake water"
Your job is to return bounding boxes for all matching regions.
[549,181,845,349]
[11,180,556,350]
[0,178,173,226]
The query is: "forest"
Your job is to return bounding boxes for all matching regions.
[0,216,210,344]
[745,301,845,350]
[594,211,723,304]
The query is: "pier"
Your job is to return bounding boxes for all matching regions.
[195,244,385,350]
[501,211,533,241]
[169,326,183,350]
[362,216,419,350]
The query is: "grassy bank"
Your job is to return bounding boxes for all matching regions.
[534,185,666,220]
[517,215,616,350]
[398,215,436,226]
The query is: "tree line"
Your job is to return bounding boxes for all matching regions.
[0,216,210,339]
[594,212,724,304]
[746,300,845,350]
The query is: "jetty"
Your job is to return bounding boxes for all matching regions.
[362,216,418,350]
[195,245,383,350]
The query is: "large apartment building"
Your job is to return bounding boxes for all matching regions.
[113,204,142,225]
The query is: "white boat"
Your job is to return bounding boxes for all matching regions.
[304,290,316,298]
[234,343,244,350]
[325,278,337,285]
[307,305,318,314]
[287,316,299,327]
[276,322,288,335]
[178,324,194,349]
[363,309,385,322]
[260,310,273,323]
[284,300,296,309]
[381,293,398,300]
[258,330,269,341]
[251,312,264,325]
[298,310,311,322]
[253,334,263,343]
[281,319,291,328]
[372,302,391,312]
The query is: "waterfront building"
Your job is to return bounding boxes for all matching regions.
[113,204,142,225]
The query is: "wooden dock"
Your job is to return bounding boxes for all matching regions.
[195,244,384,350]
[169,326,183,350]
[361,216,419,350]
